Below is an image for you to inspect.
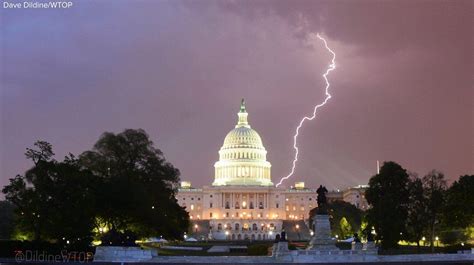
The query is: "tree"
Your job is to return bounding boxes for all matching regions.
[0,201,15,239]
[24,141,54,166]
[339,217,352,239]
[41,155,98,246]
[406,174,429,249]
[3,141,55,241]
[2,142,97,245]
[422,170,447,251]
[443,175,474,229]
[365,161,410,249]
[442,175,473,245]
[79,129,189,242]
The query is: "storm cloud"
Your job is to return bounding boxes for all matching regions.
[1,0,472,193]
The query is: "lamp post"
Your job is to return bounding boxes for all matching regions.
[194,224,198,233]
[296,224,300,240]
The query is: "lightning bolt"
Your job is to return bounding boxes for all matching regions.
[275,34,336,187]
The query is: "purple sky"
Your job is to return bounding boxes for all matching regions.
[1,0,472,196]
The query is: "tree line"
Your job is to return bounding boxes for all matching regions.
[1,129,189,247]
[366,161,473,250]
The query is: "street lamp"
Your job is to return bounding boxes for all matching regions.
[194,224,198,233]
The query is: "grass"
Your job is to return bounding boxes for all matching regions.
[379,243,473,255]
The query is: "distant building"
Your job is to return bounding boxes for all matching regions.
[176,100,368,241]
[342,185,369,210]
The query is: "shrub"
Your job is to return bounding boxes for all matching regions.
[247,244,271,256]
[440,230,468,245]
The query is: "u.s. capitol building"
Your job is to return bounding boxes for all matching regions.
[176,99,367,241]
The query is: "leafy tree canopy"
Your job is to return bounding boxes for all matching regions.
[3,129,189,245]
[366,161,410,249]
[406,174,429,247]
[0,200,15,239]
[443,175,474,229]
[2,143,97,245]
[79,129,189,241]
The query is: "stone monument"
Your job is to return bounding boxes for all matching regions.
[94,246,157,262]
[308,185,338,251]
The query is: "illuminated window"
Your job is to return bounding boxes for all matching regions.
[190,204,194,210]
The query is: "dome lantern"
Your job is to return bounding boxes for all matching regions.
[236,98,250,128]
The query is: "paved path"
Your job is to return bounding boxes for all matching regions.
[1,253,473,264]
[146,253,474,264]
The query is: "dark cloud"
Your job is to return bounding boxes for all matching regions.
[1,0,472,196]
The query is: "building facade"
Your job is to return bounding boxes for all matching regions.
[176,100,368,241]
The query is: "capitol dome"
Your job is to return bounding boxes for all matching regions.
[213,99,273,186]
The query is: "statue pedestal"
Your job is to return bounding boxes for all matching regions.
[94,246,157,262]
[307,214,338,251]
[351,242,363,251]
[363,241,378,254]
[272,241,290,257]
[272,241,293,262]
